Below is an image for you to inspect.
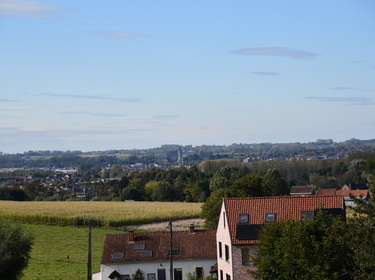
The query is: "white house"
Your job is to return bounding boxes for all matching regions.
[96,224,217,280]
[216,195,346,280]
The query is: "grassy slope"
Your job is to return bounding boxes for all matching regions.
[20,223,122,280]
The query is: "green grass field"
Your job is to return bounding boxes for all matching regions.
[0,201,203,279]
[19,223,121,280]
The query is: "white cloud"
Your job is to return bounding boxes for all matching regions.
[36,93,142,102]
[232,47,320,59]
[305,96,374,105]
[0,0,65,18]
[87,31,145,39]
[0,105,33,110]
[251,71,281,76]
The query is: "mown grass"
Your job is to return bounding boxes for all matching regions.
[19,223,121,280]
[0,201,203,227]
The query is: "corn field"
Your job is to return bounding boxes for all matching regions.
[0,201,203,227]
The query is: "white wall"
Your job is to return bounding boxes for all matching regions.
[101,259,216,280]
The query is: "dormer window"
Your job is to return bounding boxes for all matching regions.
[266,213,276,222]
[112,253,124,259]
[239,214,249,223]
[141,251,153,258]
[134,244,145,251]
[301,211,314,221]
[168,249,179,256]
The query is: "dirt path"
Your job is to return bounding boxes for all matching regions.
[125,218,206,232]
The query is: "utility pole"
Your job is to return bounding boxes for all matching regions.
[87,219,92,280]
[169,220,173,280]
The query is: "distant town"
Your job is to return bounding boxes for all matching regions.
[1,138,375,172]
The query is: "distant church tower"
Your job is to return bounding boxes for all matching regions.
[177,146,183,166]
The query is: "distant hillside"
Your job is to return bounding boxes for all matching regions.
[1,138,375,169]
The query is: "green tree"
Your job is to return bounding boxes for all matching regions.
[250,212,351,280]
[110,164,123,178]
[0,221,34,280]
[230,174,266,197]
[22,180,48,200]
[348,189,375,279]
[122,178,146,201]
[149,181,175,201]
[262,169,289,196]
[201,189,230,229]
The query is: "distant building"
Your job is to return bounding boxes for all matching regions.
[290,185,315,196]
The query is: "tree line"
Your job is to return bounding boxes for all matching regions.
[1,151,374,205]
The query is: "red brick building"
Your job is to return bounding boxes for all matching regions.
[216,195,346,280]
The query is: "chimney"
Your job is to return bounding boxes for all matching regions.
[128,230,134,243]
[189,224,195,234]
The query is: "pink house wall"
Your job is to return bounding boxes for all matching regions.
[216,201,233,280]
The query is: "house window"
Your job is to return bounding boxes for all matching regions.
[242,248,250,265]
[146,273,155,280]
[226,274,231,280]
[239,214,249,223]
[223,212,226,228]
[220,270,223,280]
[266,213,276,222]
[301,211,314,221]
[196,267,203,279]
[174,268,183,280]
[225,244,229,262]
[219,242,222,258]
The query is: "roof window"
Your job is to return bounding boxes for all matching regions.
[239,214,249,223]
[141,251,153,258]
[112,253,124,259]
[301,211,314,221]
[134,244,145,251]
[168,249,179,256]
[265,213,276,222]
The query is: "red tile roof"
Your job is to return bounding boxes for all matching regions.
[101,229,216,264]
[223,195,345,244]
[335,189,369,198]
[316,188,337,196]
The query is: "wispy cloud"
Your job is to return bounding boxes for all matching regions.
[36,93,142,102]
[251,71,281,76]
[0,105,32,110]
[329,87,357,90]
[153,115,179,119]
[305,96,374,105]
[87,31,145,39]
[0,0,65,18]
[61,111,129,118]
[0,98,16,102]
[232,47,320,59]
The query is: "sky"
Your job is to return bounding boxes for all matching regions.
[1,0,374,154]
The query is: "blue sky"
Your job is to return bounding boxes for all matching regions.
[1,0,374,153]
